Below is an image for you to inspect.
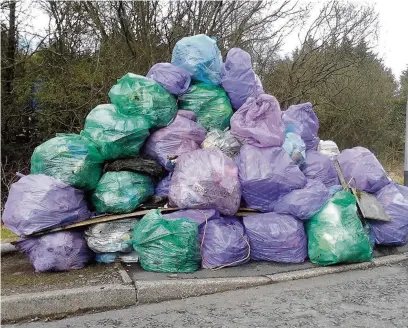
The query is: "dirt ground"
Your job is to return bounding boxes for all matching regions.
[1,252,122,296]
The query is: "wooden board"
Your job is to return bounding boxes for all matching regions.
[21,207,261,238]
[333,159,391,222]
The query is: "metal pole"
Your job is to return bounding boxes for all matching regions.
[404,100,408,186]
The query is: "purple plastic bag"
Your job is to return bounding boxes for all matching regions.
[236,145,307,212]
[169,148,241,216]
[282,102,319,150]
[302,150,339,187]
[144,111,207,170]
[164,211,249,269]
[370,183,408,245]
[200,217,250,269]
[337,147,390,193]
[243,212,307,263]
[273,179,329,220]
[15,231,93,272]
[155,175,172,197]
[230,94,285,147]
[221,48,264,110]
[146,63,191,95]
[2,174,90,236]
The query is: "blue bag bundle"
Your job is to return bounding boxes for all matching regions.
[282,132,306,167]
[171,34,222,85]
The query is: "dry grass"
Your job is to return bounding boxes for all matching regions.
[1,225,18,242]
[384,161,404,185]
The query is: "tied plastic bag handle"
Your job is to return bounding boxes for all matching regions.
[198,210,251,271]
[16,172,26,179]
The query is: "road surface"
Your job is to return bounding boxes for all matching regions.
[6,261,408,328]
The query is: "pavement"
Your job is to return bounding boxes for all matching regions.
[5,260,408,328]
[1,243,408,324]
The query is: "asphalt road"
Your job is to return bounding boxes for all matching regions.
[6,261,408,328]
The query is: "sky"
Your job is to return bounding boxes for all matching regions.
[280,0,408,78]
[21,0,408,78]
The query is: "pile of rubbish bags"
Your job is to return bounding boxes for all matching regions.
[3,34,407,273]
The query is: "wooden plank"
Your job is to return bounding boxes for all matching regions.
[333,159,349,191]
[27,207,262,237]
[357,191,392,222]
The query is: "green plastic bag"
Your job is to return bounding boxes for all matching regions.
[91,171,154,214]
[31,134,103,190]
[178,82,233,131]
[108,73,178,128]
[306,190,372,266]
[81,104,150,161]
[132,209,201,273]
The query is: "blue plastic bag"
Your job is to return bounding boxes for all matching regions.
[171,34,222,85]
[282,132,306,167]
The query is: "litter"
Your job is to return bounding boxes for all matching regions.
[169,148,241,216]
[302,150,339,187]
[243,212,307,263]
[178,82,233,131]
[273,179,329,220]
[236,144,306,212]
[171,34,222,85]
[85,218,137,253]
[201,129,241,159]
[146,63,191,95]
[221,48,264,110]
[318,140,340,159]
[144,111,206,170]
[370,183,408,245]
[230,94,285,147]
[81,104,150,160]
[108,73,178,127]
[282,132,306,167]
[2,174,90,236]
[337,146,391,193]
[91,171,154,214]
[282,102,319,151]
[15,231,93,272]
[95,251,139,264]
[306,190,372,266]
[5,35,406,275]
[30,134,104,190]
[132,209,201,273]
